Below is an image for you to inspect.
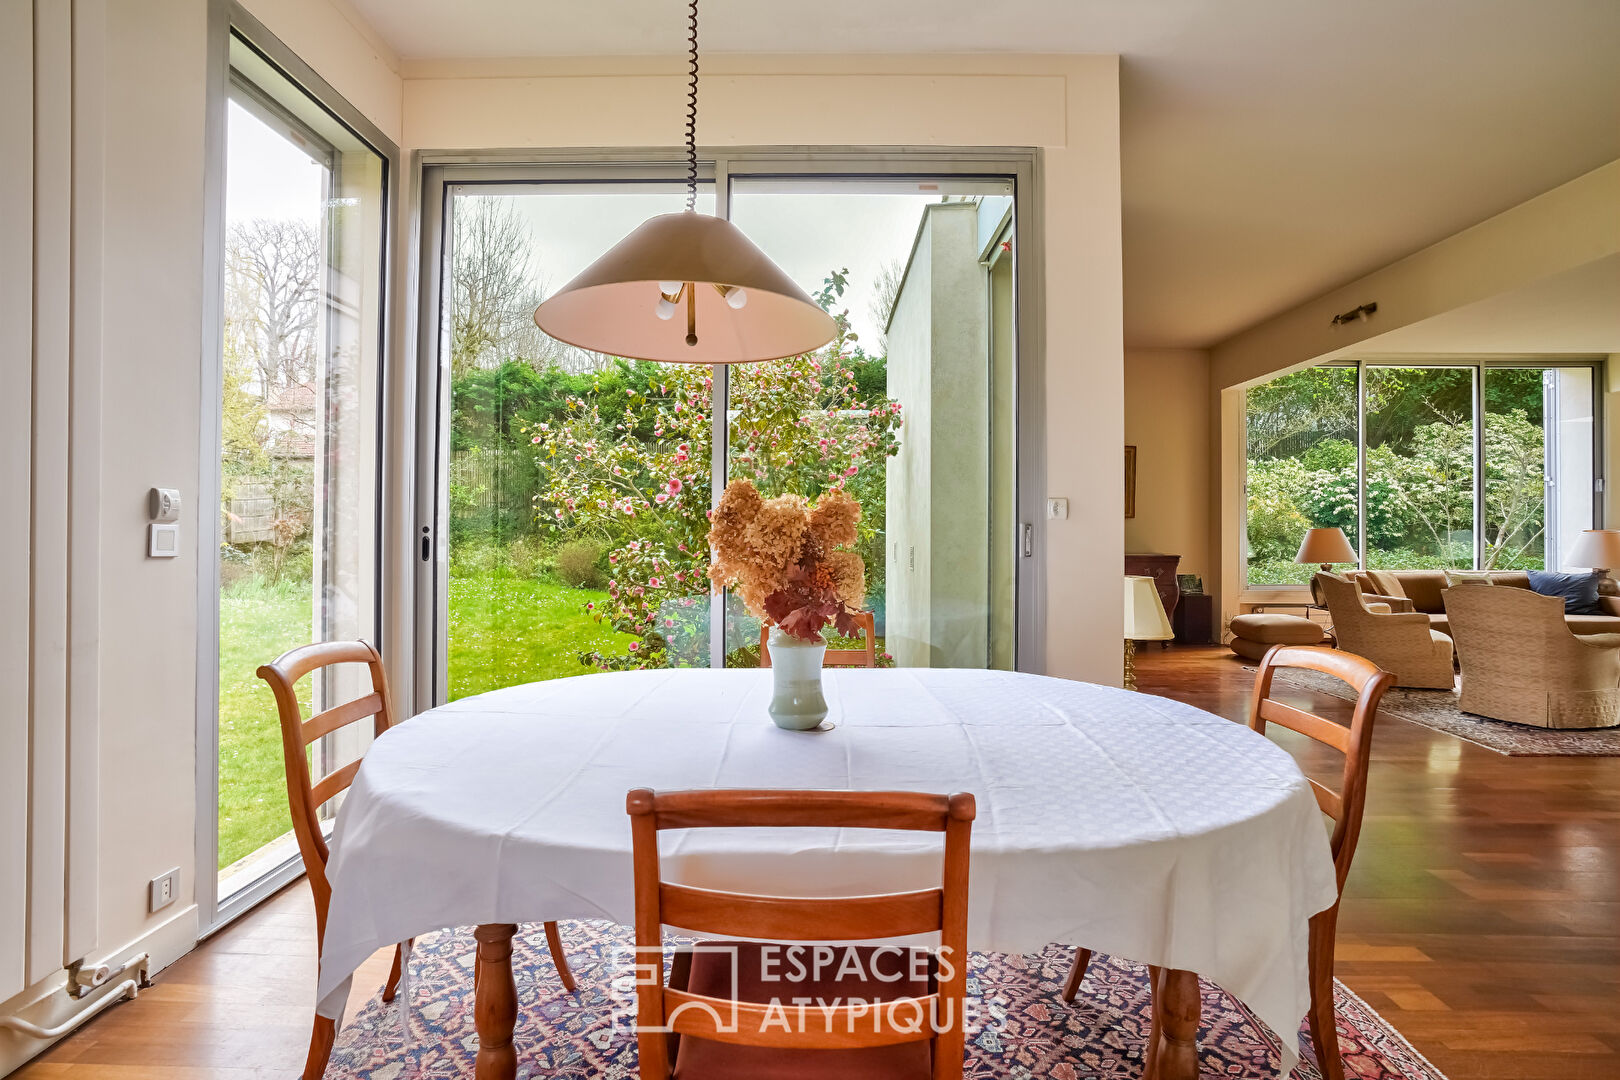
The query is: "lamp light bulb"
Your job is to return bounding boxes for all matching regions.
[725,287,748,310]
[655,297,677,321]
[659,281,682,297]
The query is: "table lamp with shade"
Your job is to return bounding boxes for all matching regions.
[1565,529,1620,585]
[1295,527,1358,571]
[1123,575,1175,691]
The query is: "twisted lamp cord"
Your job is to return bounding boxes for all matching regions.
[685,0,699,211]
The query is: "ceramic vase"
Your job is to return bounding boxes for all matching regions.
[766,626,828,730]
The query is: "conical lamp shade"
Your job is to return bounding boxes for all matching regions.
[533,211,837,365]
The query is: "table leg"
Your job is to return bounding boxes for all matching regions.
[473,923,519,1080]
[1149,967,1200,1080]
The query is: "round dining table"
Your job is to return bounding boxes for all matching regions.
[315,667,1339,1080]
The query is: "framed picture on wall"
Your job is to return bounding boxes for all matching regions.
[1125,445,1137,519]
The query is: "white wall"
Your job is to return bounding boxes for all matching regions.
[1,0,400,1072]
[401,53,1127,681]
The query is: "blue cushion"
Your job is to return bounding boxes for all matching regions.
[1526,570,1605,615]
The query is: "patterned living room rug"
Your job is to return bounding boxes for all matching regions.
[1270,666,1620,756]
[327,921,1447,1080]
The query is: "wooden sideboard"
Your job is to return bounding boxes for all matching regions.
[1125,553,1181,629]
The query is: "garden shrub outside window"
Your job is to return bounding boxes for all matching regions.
[1245,361,1599,587]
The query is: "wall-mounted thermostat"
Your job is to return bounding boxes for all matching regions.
[148,487,182,523]
[148,523,180,558]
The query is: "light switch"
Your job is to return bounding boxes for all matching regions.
[1047,498,1069,520]
[148,523,180,558]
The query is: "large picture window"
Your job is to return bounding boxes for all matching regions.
[1246,360,1600,586]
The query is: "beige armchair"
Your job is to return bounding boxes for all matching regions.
[1315,573,1455,689]
[1444,585,1620,729]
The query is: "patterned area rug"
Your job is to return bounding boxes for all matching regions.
[327,922,1447,1080]
[1270,666,1620,756]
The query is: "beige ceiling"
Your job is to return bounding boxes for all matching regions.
[347,0,1620,349]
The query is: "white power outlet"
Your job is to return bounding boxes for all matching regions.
[149,868,179,912]
[1047,497,1069,520]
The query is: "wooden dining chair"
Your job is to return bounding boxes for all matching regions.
[626,787,975,1080]
[1058,644,1389,1080]
[258,640,575,1080]
[759,610,878,668]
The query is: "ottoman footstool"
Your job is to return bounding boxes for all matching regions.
[1228,613,1327,661]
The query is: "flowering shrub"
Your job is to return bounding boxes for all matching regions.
[527,272,902,669]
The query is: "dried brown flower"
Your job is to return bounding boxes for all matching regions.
[807,486,860,549]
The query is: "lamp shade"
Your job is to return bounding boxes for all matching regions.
[1295,527,1357,565]
[532,211,837,365]
[1124,576,1174,641]
[1565,529,1620,569]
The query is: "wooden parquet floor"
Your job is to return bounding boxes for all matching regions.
[16,645,1620,1079]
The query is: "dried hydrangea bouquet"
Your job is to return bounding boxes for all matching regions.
[707,479,866,729]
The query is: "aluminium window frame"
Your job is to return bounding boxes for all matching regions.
[410,147,1046,709]
[196,0,399,937]
[1241,355,1606,591]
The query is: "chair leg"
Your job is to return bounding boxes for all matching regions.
[543,921,576,993]
[303,1013,337,1080]
[381,939,411,1003]
[1306,909,1344,1080]
[1061,947,1093,1001]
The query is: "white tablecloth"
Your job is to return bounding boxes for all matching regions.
[316,668,1338,1067]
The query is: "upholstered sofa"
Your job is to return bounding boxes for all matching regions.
[1445,585,1620,728]
[1346,569,1620,636]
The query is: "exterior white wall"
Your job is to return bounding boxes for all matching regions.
[885,203,992,668]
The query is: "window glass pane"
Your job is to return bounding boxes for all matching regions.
[1485,366,1594,570]
[723,182,1017,669]
[218,44,383,894]
[443,185,716,699]
[1245,367,1359,585]
[1365,367,1475,570]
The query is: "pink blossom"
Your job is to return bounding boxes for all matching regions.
[628,642,638,651]
[655,493,669,503]
[665,478,682,495]
[531,435,542,444]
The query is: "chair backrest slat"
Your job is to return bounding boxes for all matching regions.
[1258,698,1352,753]
[661,987,941,1048]
[659,883,944,941]
[256,639,395,934]
[1249,644,1389,895]
[627,787,974,1080]
[1308,778,1343,819]
[309,758,364,810]
[303,692,385,745]
[650,788,950,831]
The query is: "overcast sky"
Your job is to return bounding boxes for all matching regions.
[228,100,978,351]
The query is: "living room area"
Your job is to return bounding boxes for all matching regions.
[1125,154,1620,742]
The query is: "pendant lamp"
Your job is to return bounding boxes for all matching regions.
[533,0,835,365]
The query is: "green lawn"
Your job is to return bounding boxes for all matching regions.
[447,571,633,700]
[218,577,311,869]
[217,569,628,868]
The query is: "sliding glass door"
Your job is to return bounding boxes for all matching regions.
[211,31,388,906]
[419,159,1030,703]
